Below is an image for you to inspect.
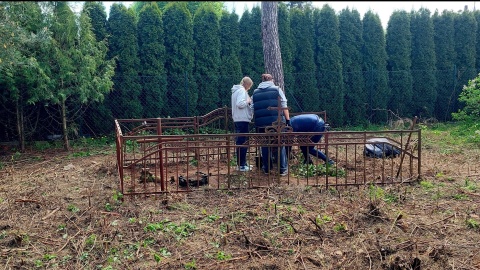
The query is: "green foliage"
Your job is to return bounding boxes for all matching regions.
[452,73,480,122]
[420,180,434,189]
[290,8,318,112]
[106,4,141,120]
[453,10,477,117]
[386,10,413,117]
[333,223,347,232]
[339,8,365,126]
[278,3,295,101]
[163,2,197,117]
[363,10,389,123]
[368,184,385,200]
[193,4,221,115]
[293,163,345,177]
[184,259,197,269]
[410,8,437,118]
[83,2,108,41]
[218,11,242,107]
[239,7,263,86]
[466,218,479,229]
[67,204,79,213]
[216,251,232,261]
[138,3,167,118]
[144,219,197,240]
[432,10,456,121]
[314,5,345,126]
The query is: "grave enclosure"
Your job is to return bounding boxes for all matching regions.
[114,107,421,197]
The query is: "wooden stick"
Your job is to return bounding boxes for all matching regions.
[42,207,60,220]
[14,199,41,204]
[396,116,417,178]
[57,230,82,253]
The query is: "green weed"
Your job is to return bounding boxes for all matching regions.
[67,204,79,213]
[184,259,197,269]
[466,218,479,229]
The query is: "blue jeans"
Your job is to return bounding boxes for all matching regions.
[301,120,328,163]
[258,127,288,173]
[235,122,250,167]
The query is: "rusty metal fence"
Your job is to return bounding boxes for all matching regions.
[115,107,421,196]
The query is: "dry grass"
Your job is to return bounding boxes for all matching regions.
[0,131,479,269]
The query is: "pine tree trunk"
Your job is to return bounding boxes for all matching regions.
[261,2,285,92]
[15,100,25,152]
[62,99,70,151]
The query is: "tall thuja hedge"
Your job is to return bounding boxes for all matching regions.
[453,10,477,116]
[107,4,142,119]
[193,3,221,115]
[163,2,196,117]
[278,3,295,107]
[362,10,389,124]
[476,11,480,72]
[239,6,263,86]
[84,2,107,41]
[410,8,437,118]
[386,11,412,117]
[433,10,456,121]
[218,11,242,108]
[314,5,344,126]
[339,8,365,126]
[138,3,166,118]
[290,7,317,112]
[84,1,113,135]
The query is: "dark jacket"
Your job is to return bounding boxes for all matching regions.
[252,85,283,128]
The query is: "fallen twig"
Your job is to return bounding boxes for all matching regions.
[42,207,60,220]
[426,214,455,226]
[14,199,41,204]
[385,213,403,240]
[57,230,82,253]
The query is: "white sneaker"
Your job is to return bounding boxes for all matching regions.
[238,165,252,172]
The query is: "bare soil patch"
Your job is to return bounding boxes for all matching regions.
[0,137,479,269]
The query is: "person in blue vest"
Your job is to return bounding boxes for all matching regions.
[231,76,254,172]
[289,114,335,165]
[252,73,290,176]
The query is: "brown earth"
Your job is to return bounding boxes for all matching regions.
[0,133,479,270]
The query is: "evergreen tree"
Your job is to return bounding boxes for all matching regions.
[163,2,196,117]
[138,2,167,118]
[41,2,115,150]
[476,11,480,72]
[453,10,477,116]
[277,3,295,107]
[362,10,389,123]
[107,4,142,119]
[410,8,437,118]
[433,10,456,121]
[83,1,111,136]
[218,10,242,108]
[339,7,365,126]
[0,1,50,148]
[239,7,263,86]
[83,2,107,41]
[386,11,412,117]
[193,3,221,115]
[290,7,317,112]
[313,5,344,126]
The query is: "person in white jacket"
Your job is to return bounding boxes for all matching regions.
[231,76,254,171]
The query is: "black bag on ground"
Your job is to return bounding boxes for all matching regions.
[364,138,401,158]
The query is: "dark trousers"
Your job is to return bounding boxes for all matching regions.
[234,122,250,167]
[301,120,328,163]
[257,127,288,173]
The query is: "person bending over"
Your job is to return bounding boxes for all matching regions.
[289,114,335,165]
